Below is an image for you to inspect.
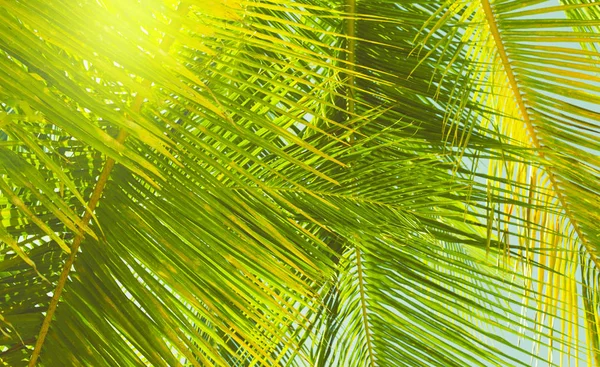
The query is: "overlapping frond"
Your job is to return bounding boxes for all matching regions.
[411,0,600,364]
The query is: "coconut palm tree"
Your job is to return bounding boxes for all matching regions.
[0,0,599,365]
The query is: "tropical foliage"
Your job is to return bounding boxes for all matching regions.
[0,0,599,366]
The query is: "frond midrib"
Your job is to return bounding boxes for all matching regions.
[27,3,192,363]
[27,129,129,366]
[480,0,600,269]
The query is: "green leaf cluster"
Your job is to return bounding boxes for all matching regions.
[0,0,599,366]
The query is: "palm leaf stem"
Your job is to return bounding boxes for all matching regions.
[355,247,376,367]
[27,130,129,366]
[346,0,357,117]
[480,0,600,269]
[580,252,600,365]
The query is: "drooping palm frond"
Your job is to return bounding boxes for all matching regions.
[0,0,598,366]
[405,0,600,363]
